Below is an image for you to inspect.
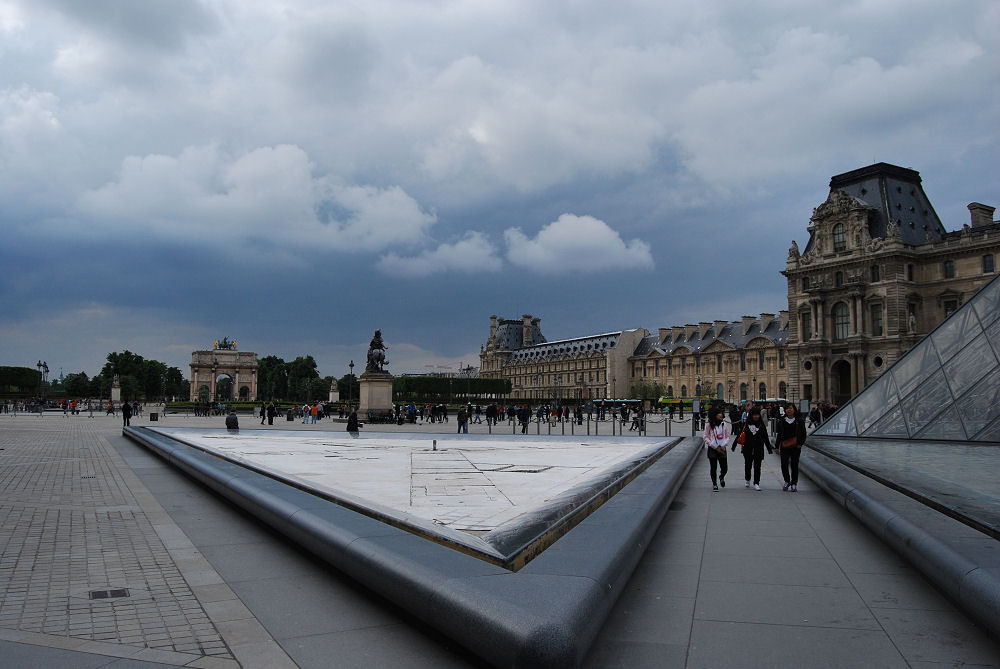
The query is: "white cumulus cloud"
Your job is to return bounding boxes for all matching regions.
[376,231,502,277]
[504,214,654,275]
[77,143,436,253]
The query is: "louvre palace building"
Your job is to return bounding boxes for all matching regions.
[480,163,998,407]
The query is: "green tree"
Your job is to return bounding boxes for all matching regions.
[337,373,359,403]
[258,356,287,400]
[165,367,185,399]
[63,372,91,398]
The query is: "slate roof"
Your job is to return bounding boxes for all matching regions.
[490,319,547,351]
[508,332,623,364]
[633,317,788,359]
[809,162,947,251]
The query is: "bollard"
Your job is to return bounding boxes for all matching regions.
[433,439,437,451]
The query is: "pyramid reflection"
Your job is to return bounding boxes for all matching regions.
[816,272,1000,441]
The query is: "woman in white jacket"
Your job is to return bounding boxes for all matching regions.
[703,408,730,491]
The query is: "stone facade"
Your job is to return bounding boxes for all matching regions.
[479,164,997,408]
[629,314,790,404]
[783,163,999,405]
[479,315,648,401]
[190,348,259,401]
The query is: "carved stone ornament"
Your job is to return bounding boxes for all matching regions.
[886,218,902,241]
[788,239,800,260]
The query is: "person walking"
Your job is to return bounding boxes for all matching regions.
[457,407,469,433]
[703,408,729,492]
[735,407,772,491]
[775,403,807,491]
[121,400,132,427]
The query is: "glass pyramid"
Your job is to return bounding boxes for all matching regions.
[815,272,1000,442]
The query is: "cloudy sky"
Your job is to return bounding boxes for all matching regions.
[1,0,997,382]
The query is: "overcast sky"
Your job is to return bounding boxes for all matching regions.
[1,0,997,382]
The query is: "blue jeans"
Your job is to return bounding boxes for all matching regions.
[458,422,468,433]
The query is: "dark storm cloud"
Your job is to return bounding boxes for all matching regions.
[1,0,997,378]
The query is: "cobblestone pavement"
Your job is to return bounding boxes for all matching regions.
[0,415,282,668]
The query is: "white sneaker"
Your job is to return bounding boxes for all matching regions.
[754,484,761,491]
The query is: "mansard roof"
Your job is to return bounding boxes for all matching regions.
[489,319,547,351]
[508,332,622,364]
[635,317,789,359]
[818,162,947,248]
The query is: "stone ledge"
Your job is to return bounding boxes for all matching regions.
[801,449,1000,641]
[124,427,702,668]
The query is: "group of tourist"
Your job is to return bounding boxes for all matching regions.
[704,402,807,493]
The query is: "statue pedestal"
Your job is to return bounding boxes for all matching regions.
[358,372,393,413]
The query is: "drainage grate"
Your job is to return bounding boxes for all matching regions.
[81,475,96,479]
[89,588,130,599]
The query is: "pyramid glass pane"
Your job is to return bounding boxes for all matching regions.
[972,415,1000,442]
[943,333,999,399]
[890,338,940,399]
[814,404,856,436]
[861,404,908,438]
[914,405,968,440]
[931,305,980,364]
[985,318,1000,360]
[851,372,900,435]
[955,372,1000,440]
[970,273,1000,328]
[900,370,953,436]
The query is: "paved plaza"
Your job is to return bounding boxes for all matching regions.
[1,411,997,668]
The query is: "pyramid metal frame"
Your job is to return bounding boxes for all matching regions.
[815,272,1000,442]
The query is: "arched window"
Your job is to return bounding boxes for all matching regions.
[833,302,850,341]
[666,385,674,398]
[680,384,688,397]
[759,382,766,400]
[694,384,701,396]
[739,383,747,401]
[779,381,787,398]
[717,383,725,401]
[832,223,846,252]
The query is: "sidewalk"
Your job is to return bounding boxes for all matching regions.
[1,414,997,667]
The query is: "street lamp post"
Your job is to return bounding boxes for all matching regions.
[348,360,354,407]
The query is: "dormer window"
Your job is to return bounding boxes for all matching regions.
[832,223,847,252]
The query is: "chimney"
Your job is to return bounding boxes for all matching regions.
[779,310,789,330]
[969,202,996,228]
[522,315,533,348]
[713,320,729,337]
[759,313,775,332]
[742,316,756,335]
[684,324,698,341]
[698,322,712,339]
[489,315,497,339]
[671,326,685,342]
[658,328,671,344]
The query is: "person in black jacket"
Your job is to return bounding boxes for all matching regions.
[733,407,772,490]
[775,404,808,491]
